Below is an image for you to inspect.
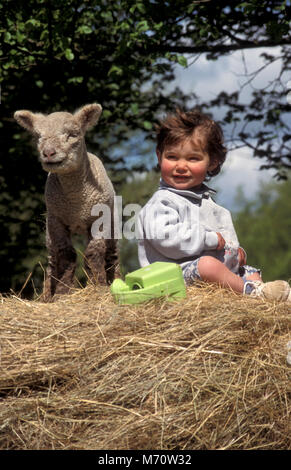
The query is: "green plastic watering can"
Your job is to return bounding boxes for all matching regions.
[110,262,187,305]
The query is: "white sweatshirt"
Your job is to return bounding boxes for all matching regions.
[138,179,240,273]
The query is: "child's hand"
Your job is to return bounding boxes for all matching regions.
[216,232,226,250]
[238,247,247,266]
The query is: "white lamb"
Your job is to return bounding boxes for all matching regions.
[14,104,120,301]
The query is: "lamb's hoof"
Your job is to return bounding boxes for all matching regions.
[39,291,54,303]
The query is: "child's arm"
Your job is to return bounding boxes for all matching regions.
[139,197,219,259]
[238,247,247,266]
[216,233,247,267]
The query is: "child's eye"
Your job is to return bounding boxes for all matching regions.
[189,156,200,161]
[166,155,177,160]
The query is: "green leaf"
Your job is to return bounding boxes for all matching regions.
[101,11,113,22]
[65,48,74,61]
[77,25,92,35]
[137,20,149,32]
[67,76,84,84]
[16,30,26,43]
[143,121,152,130]
[107,83,119,90]
[177,55,188,67]
[136,3,146,14]
[4,31,12,43]
[108,65,123,76]
[25,19,40,27]
[199,28,208,38]
[102,110,112,119]
[130,103,139,115]
[155,22,163,31]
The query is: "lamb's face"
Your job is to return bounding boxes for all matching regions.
[35,113,84,174]
[14,104,102,175]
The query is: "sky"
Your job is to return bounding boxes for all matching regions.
[169,46,286,210]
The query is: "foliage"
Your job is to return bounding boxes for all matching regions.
[234,177,291,282]
[0,0,290,294]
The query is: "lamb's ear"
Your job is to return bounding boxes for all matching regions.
[14,110,37,133]
[74,104,102,132]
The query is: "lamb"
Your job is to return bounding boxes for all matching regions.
[14,104,120,301]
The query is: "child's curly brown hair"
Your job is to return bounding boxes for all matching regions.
[155,108,227,177]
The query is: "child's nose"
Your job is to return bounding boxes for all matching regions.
[176,160,187,172]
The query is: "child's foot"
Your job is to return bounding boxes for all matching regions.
[243,280,290,302]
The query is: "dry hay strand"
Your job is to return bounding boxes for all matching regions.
[0,282,290,450]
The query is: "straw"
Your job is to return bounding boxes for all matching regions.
[0,282,290,450]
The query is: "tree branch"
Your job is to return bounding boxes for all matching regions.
[151,39,291,55]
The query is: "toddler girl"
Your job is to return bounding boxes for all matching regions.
[138,108,290,303]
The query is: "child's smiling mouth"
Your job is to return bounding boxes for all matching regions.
[173,175,190,181]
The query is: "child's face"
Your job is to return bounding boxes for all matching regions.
[157,130,218,190]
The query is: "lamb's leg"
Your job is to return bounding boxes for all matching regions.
[42,214,77,301]
[104,209,120,283]
[105,238,120,284]
[83,237,107,285]
[84,206,120,286]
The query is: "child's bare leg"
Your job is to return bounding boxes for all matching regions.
[197,256,290,302]
[197,256,252,293]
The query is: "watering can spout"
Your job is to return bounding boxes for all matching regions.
[111,279,130,292]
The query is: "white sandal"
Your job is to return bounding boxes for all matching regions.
[243,280,290,302]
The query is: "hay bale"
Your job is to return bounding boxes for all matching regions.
[0,284,290,450]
